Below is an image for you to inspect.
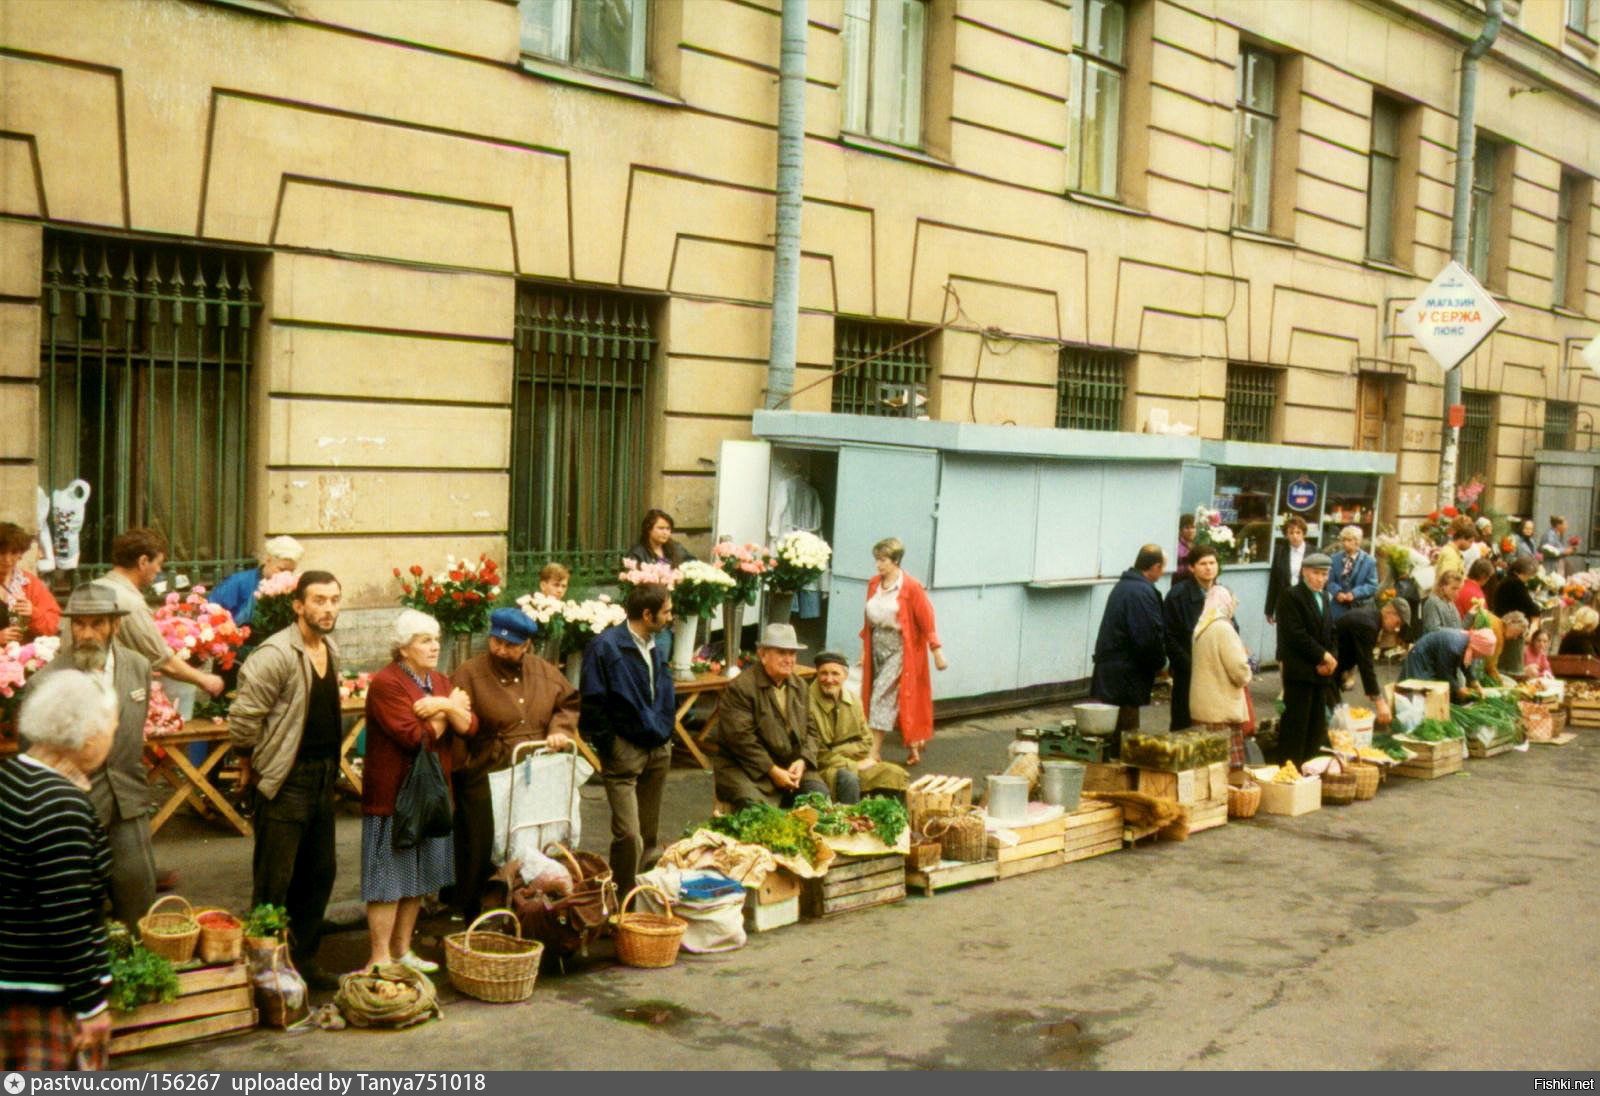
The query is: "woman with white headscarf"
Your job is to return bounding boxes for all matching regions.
[1189,585,1253,768]
[360,609,476,973]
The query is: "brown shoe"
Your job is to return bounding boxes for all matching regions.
[156,869,180,893]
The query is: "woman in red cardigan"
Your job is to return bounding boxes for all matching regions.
[859,537,948,767]
[0,522,61,642]
[361,609,475,973]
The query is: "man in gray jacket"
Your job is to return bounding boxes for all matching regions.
[228,571,343,985]
[31,585,154,925]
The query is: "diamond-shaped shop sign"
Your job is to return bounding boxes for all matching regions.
[1403,261,1507,371]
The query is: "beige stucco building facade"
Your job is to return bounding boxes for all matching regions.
[2,0,1598,611]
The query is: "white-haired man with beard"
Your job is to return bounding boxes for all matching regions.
[29,585,154,925]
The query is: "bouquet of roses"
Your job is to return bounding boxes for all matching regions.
[251,569,299,639]
[559,595,627,656]
[618,558,679,588]
[338,671,373,702]
[394,554,502,636]
[711,540,773,606]
[1192,506,1236,561]
[142,680,186,738]
[1419,507,1458,546]
[673,560,737,619]
[0,635,61,726]
[154,590,249,670]
[766,531,832,594]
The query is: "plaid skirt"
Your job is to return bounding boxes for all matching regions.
[1,1002,106,1071]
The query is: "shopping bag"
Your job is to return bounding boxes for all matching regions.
[1242,689,1257,735]
[392,748,452,850]
[635,867,747,954]
[489,744,594,866]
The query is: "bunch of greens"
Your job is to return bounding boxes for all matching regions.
[244,903,290,939]
[1403,719,1463,742]
[1369,735,1412,762]
[1450,697,1524,746]
[106,922,179,1013]
[705,803,818,863]
[792,792,908,846]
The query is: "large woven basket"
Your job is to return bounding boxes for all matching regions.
[611,885,687,969]
[1347,762,1381,801]
[445,909,544,1003]
[1321,769,1358,806]
[138,895,200,962]
[1227,780,1262,819]
[925,809,988,862]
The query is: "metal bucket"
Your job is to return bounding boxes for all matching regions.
[985,774,1029,823]
[1040,760,1085,811]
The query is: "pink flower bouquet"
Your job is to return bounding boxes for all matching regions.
[154,589,250,670]
[618,558,679,588]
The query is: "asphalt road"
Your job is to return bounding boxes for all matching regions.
[129,690,1600,1071]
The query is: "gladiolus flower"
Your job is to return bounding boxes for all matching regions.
[410,564,424,577]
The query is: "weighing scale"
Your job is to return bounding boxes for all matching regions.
[1036,718,1114,763]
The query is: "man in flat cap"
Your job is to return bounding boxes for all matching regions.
[30,585,154,925]
[809,651,908,804]
[1275,551,1338,766]
[450,606,581,919]
[714,623,828,809]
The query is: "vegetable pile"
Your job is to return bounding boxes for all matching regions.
[107,921,179,1013]
[706,803,821,864]
[1448,696,1525,747]
[793,792,908,846]
[1402,719,1464,742]
[1121,730,1230,772]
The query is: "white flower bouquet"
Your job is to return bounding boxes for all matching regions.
[767,530,833,594]
[673,560,737,618]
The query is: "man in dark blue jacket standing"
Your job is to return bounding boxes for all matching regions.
[580,583,676,894]
[1090,544,1169,741]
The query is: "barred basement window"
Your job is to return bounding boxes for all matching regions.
[831,320,932,418]
[1056,348,1127,431]
[1224,364,1278,443]
[1458,390,1495,483]
[510,286,656,583]
[1544,400,1576,451]
[37,233,261,582]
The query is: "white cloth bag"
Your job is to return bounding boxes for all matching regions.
[488,745,593,868]
[634,867,747,954]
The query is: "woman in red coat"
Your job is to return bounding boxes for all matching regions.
[859,537,947,766]
[0,522,60,642]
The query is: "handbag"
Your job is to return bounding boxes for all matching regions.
[1242,688,1257,735]
[392,746,453,850]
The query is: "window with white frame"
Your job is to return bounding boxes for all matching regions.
[519,0,649,81]
[1468,135,1500,282]
[841,0,928,147]
[1233,47,1277,233]
[1066,0,1126,198]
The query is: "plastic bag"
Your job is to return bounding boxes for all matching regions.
[489,749,594,866]
[635,867,747,954]
[251,943,308,1029]
[393,748,452,850]
[516,848,573,895]
[1393,692,1426,734]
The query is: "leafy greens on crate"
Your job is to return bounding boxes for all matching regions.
[793,792,908,846]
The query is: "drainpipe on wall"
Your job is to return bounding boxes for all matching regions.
[1437,0,1503,508]
[765,0,808,409]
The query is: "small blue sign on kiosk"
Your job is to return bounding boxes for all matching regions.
[1285,476,1319,513]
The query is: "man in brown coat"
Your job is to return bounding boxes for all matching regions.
[450,607,581,918]
[714,624,829,809]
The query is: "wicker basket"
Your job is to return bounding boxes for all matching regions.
[908,835,943,871]
[611,885,687,969]
[138,895,199,962]
[925,809,988,862]
[1226,780,1262,819]
[445,909,544,1003]
[1321,769,1359,806]
[193,907,243,965]
[1347,761,1381,801]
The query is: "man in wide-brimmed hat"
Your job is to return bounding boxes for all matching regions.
[714,623,828,809]
[29,584,155,924]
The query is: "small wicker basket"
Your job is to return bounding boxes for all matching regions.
[1347,761,1381,801]
[193,907,243,965]
[1226,780,1262,819]
[445,909,544,1003]
[1321,763,1358,806]
[611,885,687,969]
[138,895,200,962]
[908,835,943,871]
[925,808,988,862]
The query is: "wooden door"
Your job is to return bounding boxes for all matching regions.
[1356,373,1402,528]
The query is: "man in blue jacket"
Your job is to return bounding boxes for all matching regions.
[580,583,676,894]
[1090,544,1168,742]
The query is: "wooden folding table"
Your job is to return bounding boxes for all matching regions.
[145,720,252,837]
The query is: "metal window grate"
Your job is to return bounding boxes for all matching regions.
[1224,364,1278,443]
[1458,390,1495,482]
[831,320,932,418]
[509,286,656,585]
[38,233,261,582]
[1544,400,1576,451]
[1056,348,1127,431]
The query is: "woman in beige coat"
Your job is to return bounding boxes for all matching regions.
[1189,585,1252,768]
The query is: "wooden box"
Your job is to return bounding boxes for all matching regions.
[906,857,1000,896]
[1060,801,1123,864]
[800,855,906,919]
[906,774,972,832]
[1391,680,1451,722]
[743,891,799,933]
[986,813,1067,880]
[110,963,255,1057]
[1549,654,1600,680]
[1181,795,1228,835]
[1251,773,1322,817]
[1392,737,1465,779]
[1467,738,1517,759]
[1136,762,1228,804]
[1082,763,1134,793]
[754,868,800,905]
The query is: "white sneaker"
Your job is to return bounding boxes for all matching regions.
[398,951,438,974]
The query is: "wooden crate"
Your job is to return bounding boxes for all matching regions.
[1181,795,1228,835]
[754,868,800,906]
[110,963,255,1057]
[1060,801,1123,864]
[800,855,906,919]
[1136,762,1228,805]
[1082,763,1134,793]
[1467,738,1517,759]
[906,857,1000,896]
[1392,737,1464,780]
[1567,698,1600,727]
[997,850,1066,880]
[906,774,972,832]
